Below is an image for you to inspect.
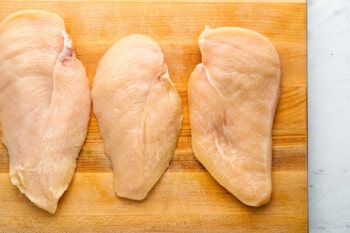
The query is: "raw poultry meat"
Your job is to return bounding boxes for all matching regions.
[0,10,91,213]
[188,27,280,206]
[92,34,182,200]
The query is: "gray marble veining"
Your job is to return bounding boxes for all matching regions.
[308,0,350,232]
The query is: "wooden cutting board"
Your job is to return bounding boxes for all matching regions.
[0,0,307,232]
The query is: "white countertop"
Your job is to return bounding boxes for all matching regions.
[308,0,350,232]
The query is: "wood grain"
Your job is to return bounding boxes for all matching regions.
[0,1,307,232]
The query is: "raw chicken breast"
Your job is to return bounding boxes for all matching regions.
[0,10,91,213]
[92,35,182,200]
[188,27,280,207]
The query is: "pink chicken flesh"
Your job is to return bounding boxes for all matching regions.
[0,10,91,213]
[92,34,183,200]
[188,27,281,207]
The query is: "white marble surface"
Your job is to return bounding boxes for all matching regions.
[308,0,350,232]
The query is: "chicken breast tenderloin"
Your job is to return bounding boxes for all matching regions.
[92,35,183,200]
[188,27,280,207]
[0,10,91,213]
